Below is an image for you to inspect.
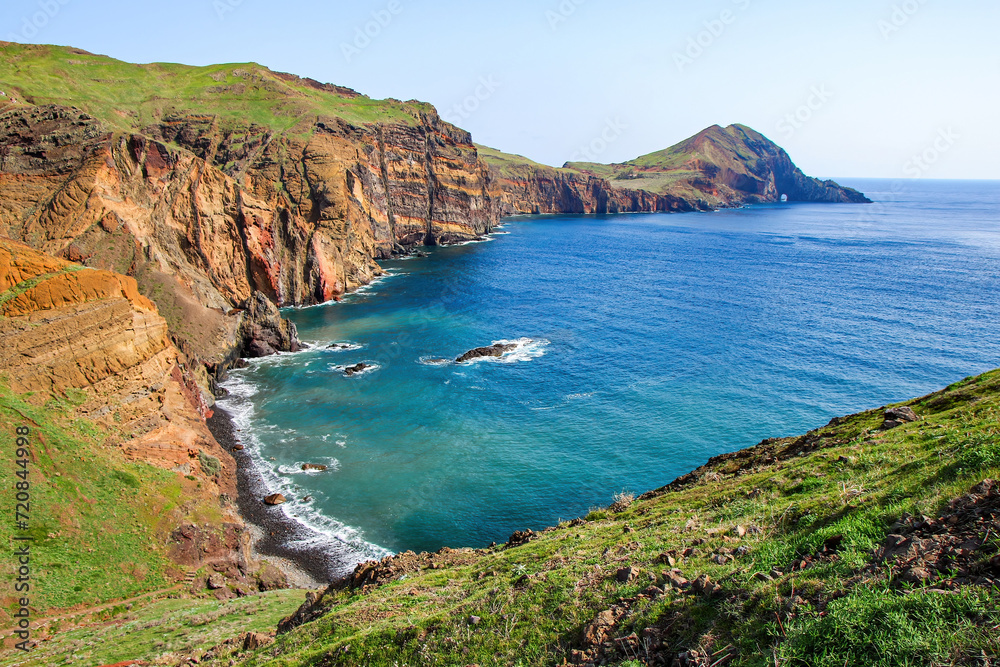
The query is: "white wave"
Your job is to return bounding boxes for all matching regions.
[331,362,381,377]
[457,337,551,365]
[278,458,341,475]
[236,345,318,370]
[566,392,595,400]
[449,236,497,247]
[216,374,391,568]
[326,341,365,352]
[418,356,452,366]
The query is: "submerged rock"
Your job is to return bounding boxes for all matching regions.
[456,343,517,363]
[343,363,369,376]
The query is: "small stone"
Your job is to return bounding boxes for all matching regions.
[616,566,640,583]
[663,571,689,589]
[468,615,481,626]
[903,567,933,583]
[735,525,747,538]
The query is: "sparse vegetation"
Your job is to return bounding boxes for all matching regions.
[218,370,1000,667]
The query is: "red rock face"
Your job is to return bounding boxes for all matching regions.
[489,169,701,216]
[0,106,500,315]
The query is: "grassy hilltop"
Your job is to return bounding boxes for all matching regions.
[0,41,431,137]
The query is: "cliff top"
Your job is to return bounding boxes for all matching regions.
[0,42,434,137]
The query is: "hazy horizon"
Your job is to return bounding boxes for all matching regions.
[3,0,997,180]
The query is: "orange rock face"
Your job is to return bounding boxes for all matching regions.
[0,105,502,370]
[0,238,231,492]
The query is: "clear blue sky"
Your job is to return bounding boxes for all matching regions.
[3,0,997,179]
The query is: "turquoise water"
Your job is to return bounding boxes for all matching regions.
[219,178,1000,574]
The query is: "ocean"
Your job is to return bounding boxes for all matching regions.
[217,178,1000,577]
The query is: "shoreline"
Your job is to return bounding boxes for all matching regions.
[207,407,343,590]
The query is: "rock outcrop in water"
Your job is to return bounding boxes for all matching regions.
[456,343,517,363]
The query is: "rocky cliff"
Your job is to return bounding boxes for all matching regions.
[0,237,273,590]
[476,146,705,216]
[0,43,500,382]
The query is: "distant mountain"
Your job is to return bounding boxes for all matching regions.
[564,123,870,207]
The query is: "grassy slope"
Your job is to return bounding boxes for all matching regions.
[475,144,581,179]
[566,125,765,201]
[225,371,1000,667]
[0,374,253,625]
[0,589,303,667]
[0,42,431,137]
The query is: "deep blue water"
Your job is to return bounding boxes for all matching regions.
[218,178,1000,573]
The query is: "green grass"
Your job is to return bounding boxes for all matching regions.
[224,370,1000,666]
[0,265,87,315]
[475,144,582,179]
[0,42,430,138]
[0,589,304,666]
[0,379,239,619]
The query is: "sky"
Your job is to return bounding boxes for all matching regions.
[2,0,998,179]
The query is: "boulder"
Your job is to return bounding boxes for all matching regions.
[456,343,517,363]
[239,292,302,358]
[884,406,920,429]
[302,463,328,471]
[256,563,288,591]
[241,631,274,651]
[343,363,369,376]
[207,573,226,590]
[506,529,535,548]
[263,493,286,506]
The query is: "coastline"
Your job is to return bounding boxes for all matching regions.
[207,407,340,590]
